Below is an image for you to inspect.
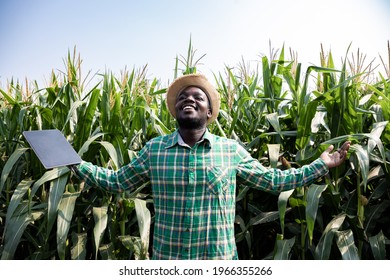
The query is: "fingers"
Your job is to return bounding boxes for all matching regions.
[332,141,351,153]
[340,141,351,152]
[67,165,79,173]
[325,144,334,154]
[332,141,351,163]
[338,141,351,156]
[321,141,350,169]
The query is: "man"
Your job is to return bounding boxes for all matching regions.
[73,73,350,260]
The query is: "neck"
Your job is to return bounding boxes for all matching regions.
[178,127,206,147]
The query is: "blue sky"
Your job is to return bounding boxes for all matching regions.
[1,0,389,88]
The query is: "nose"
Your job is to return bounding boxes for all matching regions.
[178,95,197,106]
[183,94,196,102]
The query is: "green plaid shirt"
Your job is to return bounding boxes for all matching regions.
[75,130,328,260]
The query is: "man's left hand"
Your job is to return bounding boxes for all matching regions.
[320,141,351,169]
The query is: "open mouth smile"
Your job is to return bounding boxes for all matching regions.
[181,104,197,112]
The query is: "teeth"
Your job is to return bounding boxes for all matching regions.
[183,106,195,110]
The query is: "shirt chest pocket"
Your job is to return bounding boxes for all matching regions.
[206,166,229,196]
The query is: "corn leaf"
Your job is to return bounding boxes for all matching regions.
[71,232,88,260]
[266,113,283,139]
[315,213,346,260]
[296,100,319,153]
[306,184,328,245]
[57,191,80,260]
[267,144,280,168]
[31,167,69,198]
[74,88,100,149]
[273,235,295,260]
[1,205,43,260]
[99,141,120,169]
[47,175,68,237]
[78,132,105,156]
[249,210,281,226]
[99,243,116,260]
[4,180,33,237]
[365,200,390,234]
[0,147,29,194]
[92,205,108,259]
[351,144,369,191]
[134,198,151,256]
[119,235,144,260]
[107,91,123,135]
[234,214,251,248]
[278,189,294,236]
[335,230,359,260]
[368,230,386,260]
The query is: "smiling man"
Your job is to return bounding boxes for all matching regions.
[72,73,350,260]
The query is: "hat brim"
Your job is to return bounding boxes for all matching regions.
[166,74,220,124]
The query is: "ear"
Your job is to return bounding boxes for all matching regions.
[207,109,212,119]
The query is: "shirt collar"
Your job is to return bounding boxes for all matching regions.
[165,129,214,149]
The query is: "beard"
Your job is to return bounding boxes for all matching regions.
[176,115,208,130]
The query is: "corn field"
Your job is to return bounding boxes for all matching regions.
[1,41,390,260]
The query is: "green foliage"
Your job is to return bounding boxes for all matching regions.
[1,42,390,260]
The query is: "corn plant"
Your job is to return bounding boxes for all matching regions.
[216,44,390,260]
[1,42,389,260]
[0,52,159,259]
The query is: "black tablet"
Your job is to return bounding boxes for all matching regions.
[23,129,81,169]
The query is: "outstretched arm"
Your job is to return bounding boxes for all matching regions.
[320,141,351,169]
[67,145,150,193]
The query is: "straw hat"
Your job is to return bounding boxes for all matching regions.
[166,73,220,124]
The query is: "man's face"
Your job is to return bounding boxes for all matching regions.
[175,86,212,129]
